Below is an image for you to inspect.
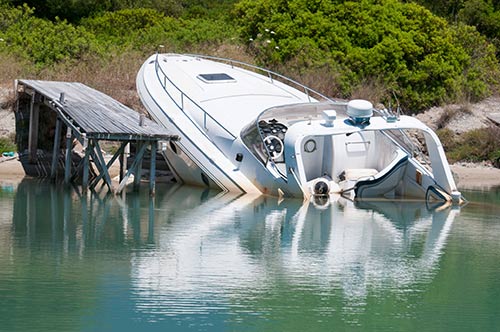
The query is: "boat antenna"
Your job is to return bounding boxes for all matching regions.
[392,91,401,119]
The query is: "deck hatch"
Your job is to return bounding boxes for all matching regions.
[197,73,236,83]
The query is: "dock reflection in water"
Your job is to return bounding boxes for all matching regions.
[5,179,461,330]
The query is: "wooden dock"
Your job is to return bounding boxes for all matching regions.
[15,79,178,195]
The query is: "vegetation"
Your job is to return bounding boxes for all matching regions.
[412,0,500,57]
[234,0,499,110]
[0,136,16,154]
[0,0,499,165]
[438,127,500,167]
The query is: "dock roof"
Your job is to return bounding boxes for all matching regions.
[18,79,174,141]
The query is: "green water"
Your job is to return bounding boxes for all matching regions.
[0,179,499,332]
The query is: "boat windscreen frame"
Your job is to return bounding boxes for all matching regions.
[254,101,349,127]
[241,101,349,167]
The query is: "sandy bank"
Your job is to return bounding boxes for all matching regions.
[450,163,500,190]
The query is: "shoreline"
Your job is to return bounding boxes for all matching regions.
[1,154,499,191]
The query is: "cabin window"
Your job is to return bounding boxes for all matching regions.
[197,73,235,83]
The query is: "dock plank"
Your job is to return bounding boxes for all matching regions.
[18,80,173,139]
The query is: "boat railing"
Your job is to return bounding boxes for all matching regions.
[153,54,237,140]
[185,53,335,103]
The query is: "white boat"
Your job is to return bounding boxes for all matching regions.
[137,53,462,204]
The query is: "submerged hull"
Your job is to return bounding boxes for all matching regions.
[137,53,462,204]
[136,58,260,193]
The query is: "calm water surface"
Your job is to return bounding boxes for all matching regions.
[0,179,499,331]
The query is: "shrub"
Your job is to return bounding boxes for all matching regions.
[445,126,500,164]
[6,0,183,21]
[0,5,99,68]
[82,9,237,52]
[233,0,499,111]
[133,18,237,52]
[81,8,166,44]
[436,128,459,157]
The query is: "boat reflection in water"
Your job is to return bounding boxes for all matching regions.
[131,185,460,316]
[9,179,460,322]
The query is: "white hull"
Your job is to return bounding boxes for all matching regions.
[137,53,462,204]
[137,60,260,193]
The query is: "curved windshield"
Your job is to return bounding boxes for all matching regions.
[256,101,348,128]
[241,101,349,164]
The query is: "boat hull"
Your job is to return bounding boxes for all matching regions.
[136,56,261,193]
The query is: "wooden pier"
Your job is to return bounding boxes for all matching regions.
[15,79,178,195]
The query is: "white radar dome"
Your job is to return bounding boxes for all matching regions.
[347,99,373,122]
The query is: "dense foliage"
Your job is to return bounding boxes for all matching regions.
[234,0,499,110]
[81,8,236,51]
[0,0,499,112]
[0,4,236,67]
[413,0,500,54]
[0,5,98,68]
[4,0,183,21]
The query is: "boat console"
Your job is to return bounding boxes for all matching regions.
[258,119,288,162]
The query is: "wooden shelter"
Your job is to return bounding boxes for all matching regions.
[15,79,178,195]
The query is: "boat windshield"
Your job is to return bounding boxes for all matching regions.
[257,101,348,126]
[241,101,348,164]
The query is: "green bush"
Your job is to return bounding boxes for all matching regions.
[450,24,500,102]
[134,18,237,51]
[5,0,183,22]
[83,8,237,52]
[0,5,99,67]
[81,8,166,44]
[233,0,499,111]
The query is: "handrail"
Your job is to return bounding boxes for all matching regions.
[184,53,335,103]
[172,53,335,178]
[154,53,336,142]
[154,53,236,140]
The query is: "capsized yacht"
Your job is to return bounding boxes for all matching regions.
[136,53,462,204]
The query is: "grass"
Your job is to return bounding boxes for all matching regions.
[438,126,500,166]
[0,135,16,154]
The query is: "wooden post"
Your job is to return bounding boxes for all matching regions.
[133,142,143,191]
[119,143,126,182]
[28,93,40,164]
[149,141,157,196]
[82,135,90,193]
[94,140,113,191]
[51,117,62,179]
[122,142,130,182]
[115,143,147,194]
[64,126,73,184]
